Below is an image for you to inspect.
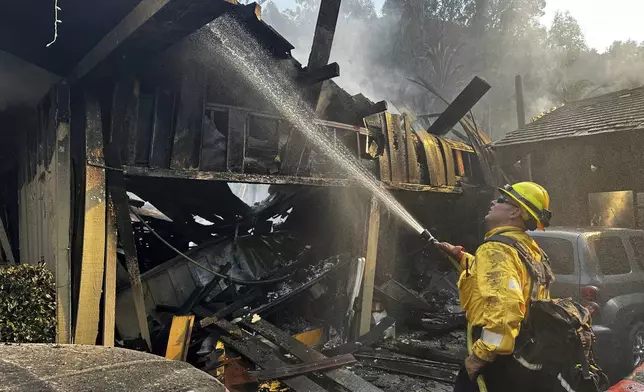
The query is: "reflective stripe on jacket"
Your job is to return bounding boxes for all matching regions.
[457,226,551,362]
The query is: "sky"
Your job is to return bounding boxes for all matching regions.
[269,0,644,53]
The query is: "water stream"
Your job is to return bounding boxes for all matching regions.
[208,16,424,235]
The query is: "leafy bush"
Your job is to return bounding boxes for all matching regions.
[0,263,56,343]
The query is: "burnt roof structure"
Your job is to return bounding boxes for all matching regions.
[495,85,644,147]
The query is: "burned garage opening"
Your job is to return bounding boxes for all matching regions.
[0,0,494,391]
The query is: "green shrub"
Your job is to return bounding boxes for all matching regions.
[0,263,56,343]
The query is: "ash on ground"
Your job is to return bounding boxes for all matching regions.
[352,364,453,392]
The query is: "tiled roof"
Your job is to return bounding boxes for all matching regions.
[494,85,644,147]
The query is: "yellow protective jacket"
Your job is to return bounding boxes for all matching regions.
[457,226,551,362]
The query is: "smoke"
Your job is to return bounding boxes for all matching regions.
[263,1,644,139]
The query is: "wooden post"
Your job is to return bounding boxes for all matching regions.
[54,84,73,344]
[358,196,380,336]
[106,80,153,350]
[103,196,117,347]
[74,92,107,345]
[515,74,526,128]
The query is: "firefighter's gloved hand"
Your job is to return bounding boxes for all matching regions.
[465,354,488,380]
[437,242,465,259]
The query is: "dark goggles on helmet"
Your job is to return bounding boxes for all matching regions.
[501,184,552,227]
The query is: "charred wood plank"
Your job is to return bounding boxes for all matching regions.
[427,77,491,136]
[149,88,176,168]
[104,144,152,350]
[297,63,340,86]
[200,289,262,328]
[355,353,457,384]
[171,63,207,170]
[214,320,327,392]
[122,166,463,193]
[358,197,380,335]
[74,92,107,345]
[323,316,395,357]
[307,0,341,74]
[250,354,357,381]
[404,114,421,184]
[392,340,465,365]
[242,319,383,392]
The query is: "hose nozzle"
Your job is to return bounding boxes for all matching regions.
[420,229,436,244]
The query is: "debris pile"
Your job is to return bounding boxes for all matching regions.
[111,179,468,391]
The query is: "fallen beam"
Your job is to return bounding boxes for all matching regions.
[200,289,262,328]
[355,353,457,384]
[241,319,383,392]
[427,77,491,136]
[323,316,396,357]
[250,354,357,381]
[165,315,195,361]
[215,320,327,392]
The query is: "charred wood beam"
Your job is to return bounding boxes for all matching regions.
[70,0,239,82]
[122,166,463,193]
[200,289,262,328]
[214,319,327,392]
[177,263,232,315]
[427,77,491,136]
[360,100,388,118]
[297,63,340,86]
[323,316,395,357]
[241,319,383,392]
[307,0,341,72]
[250,354,357,381]
[105,143,152,349]
[74,92,107,345]
[355,353,457,384]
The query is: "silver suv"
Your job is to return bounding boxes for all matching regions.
[530,227,644,380]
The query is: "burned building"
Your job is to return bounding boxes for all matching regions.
[495,85,644,229]
[0,0,492,390]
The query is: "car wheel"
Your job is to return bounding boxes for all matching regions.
[628,321,644,369]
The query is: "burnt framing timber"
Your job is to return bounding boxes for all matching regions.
[214,319,327,392]
[122,166,462,193]
[240,319,383,392]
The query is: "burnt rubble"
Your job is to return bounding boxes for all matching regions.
[112,180,467,391]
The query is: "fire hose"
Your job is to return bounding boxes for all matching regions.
[420,229,489,392]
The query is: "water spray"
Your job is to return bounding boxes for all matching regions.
[207,17,463,272]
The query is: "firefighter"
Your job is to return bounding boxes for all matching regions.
[439,182,553,392]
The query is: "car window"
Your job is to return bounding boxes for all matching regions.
[533,237,575,275]
[629,236,644,270]
[591,236,631,275]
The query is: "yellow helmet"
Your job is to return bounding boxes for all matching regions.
[499,182,552,231]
